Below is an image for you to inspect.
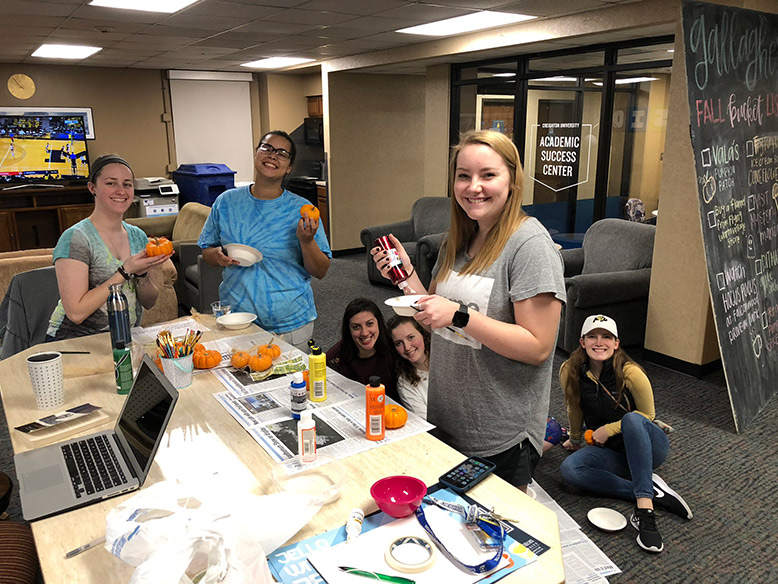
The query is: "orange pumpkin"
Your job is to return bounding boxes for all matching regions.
[193,349,221,369]
[300,204,320,222]
[153,356,164,372]
[258,343,281,359]
[584,429,594,445]
[193,343,206,354]
[146,236,174,257]
[249,354,273,372]
[231,350,251,369]
[384,404,408,429]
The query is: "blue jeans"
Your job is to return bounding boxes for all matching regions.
[560,412,670,501]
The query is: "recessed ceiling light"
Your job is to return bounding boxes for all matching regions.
[397,11,535,36]
[89,0,198,13]
[534,76,577,82]
[32,44,102,59]
[593,77,659,86]
[241,57,315,69]
[492,72,516,78]
[667,49,675,53]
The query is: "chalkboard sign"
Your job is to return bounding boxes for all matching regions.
[682,0,778,431]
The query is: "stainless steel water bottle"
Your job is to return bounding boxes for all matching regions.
[107,283,132,347]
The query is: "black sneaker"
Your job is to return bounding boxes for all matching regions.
[630,507,663,553]
[652,473,693,520]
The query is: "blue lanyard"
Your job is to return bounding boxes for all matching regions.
[414,497,504,575]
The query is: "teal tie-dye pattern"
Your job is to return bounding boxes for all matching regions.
[198,186,332,333]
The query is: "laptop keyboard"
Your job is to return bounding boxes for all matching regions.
[62,435,129,498]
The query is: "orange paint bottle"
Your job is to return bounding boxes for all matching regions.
[365,376,385,441]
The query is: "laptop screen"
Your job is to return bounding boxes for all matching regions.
[114,356,178,480]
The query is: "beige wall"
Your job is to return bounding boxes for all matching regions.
[257,72,321,136]
[1,63,169,177]
[327,72,426,250]
[423,65,450,200]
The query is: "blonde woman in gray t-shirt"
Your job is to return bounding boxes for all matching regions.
[372,130,566,492]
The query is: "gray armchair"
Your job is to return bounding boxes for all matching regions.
[558,218,656,353]
[359,197,451,288]
[178,243,224,314]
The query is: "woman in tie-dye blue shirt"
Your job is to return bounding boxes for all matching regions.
[198,131,331,348]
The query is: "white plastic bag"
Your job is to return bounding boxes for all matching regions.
[105,480,322,584]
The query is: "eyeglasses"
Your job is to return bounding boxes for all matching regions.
[257,142,292,160]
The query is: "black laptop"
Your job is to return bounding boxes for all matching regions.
[15,354,179,521]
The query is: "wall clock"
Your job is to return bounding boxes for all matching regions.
[7,73,36,100]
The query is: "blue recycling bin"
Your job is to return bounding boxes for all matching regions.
[172,163,236,207]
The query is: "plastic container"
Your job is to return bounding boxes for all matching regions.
[290,372,307,420]
[297,409,316,464]
[365,376,385,441]
[307,339,327,402]
[172,163,236,207]
[370,475,427,518]
[160,354,194,389]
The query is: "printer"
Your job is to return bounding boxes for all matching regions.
[133,177,180,218]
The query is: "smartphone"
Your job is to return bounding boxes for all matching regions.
[439,456,497,493]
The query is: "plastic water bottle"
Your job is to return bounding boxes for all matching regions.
[107,283,132,347]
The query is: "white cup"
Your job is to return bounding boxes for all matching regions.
[26,351,65,410]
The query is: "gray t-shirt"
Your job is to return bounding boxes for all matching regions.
[428,217,566,457]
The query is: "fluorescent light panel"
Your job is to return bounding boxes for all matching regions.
[593,77,659,86]
[32,44,102,59]
[241,57,315,69]
[398,11,535,36]
[89,0,198,13]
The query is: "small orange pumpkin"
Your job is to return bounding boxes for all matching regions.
[384,404,408,429]
[249,353,273,372]
[193,343,206,354]
[146,236,174,257]
[230,350,251,369]
[193,349,221,369]
[153,356,164,372]
[300,204,320,222]
[258,343,281,359]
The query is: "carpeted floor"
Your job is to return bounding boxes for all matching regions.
[1,253,776,583]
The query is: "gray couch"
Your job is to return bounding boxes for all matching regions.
[558,218,656,353]
[359,197,451,288]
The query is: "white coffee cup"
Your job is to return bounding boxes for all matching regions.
[26,351,64,410]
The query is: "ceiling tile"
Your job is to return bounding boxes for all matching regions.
[333,15,420,32]
[160,12,252,31]
[234,20,319,35]
[190,37,263,49]
[496,0,605,17]
[168,46,238,57]
[180,1,282,19]
[58,18,154,34]
[226,0,309,7]
[295,0,409,16]
[0,14,68,27]
[114,35,200,49]
[375,3,477,22]
[0,0,77,16]
[71,5,171,24]
[259,8,357,26]
[296,25,370,40]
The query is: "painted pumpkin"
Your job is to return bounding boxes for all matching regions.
[230,350,251,369]
[193,350,221,369]
[384,404,408,429]
[258,343,281,359]
[249,353,273,372]
[146,236,174,256]
[300,204,320,222]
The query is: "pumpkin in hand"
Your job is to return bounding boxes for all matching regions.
[146,236,174,256]
[230,350,251,370]
[258,343,281,359]
[249,353,273,372]
[385,404,408,429]
[300,204,320,222]
[193,349,221,369]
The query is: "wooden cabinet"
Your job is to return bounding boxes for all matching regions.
[0,186,93,251]
[317,184,329,239]
[307,95,323,118]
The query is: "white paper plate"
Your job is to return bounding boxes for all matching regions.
[224,243,263,267]
[272,455,345,506]
[587,507,627,532]
[216,312,256,330]
[384,294,424,317]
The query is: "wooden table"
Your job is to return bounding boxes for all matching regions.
[0,316,565,584]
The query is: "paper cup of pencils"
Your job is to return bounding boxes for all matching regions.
[156,329,201,389]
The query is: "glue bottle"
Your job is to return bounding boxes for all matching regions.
[298,409,317,464]
[365,376,385,441]
[290,371,307,420]
[307,339,327,402]
[345,508,365,543]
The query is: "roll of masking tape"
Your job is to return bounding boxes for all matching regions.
[385,536,437,573]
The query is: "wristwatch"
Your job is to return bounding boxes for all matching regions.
[452,303,470,328]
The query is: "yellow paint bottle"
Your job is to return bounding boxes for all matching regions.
[308,339,327,402]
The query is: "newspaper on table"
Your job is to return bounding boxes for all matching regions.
[528,480,620,583]
[131,317,210,345]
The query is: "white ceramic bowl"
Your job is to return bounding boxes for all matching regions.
[223,243,263,267]
[384,294,424,317]
[216,312,256,330]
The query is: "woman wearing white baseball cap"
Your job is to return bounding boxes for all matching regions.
[558,314,692,554]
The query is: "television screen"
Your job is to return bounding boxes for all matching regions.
[0,114,90,187]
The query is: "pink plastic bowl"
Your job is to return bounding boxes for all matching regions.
[370,475,427,518]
